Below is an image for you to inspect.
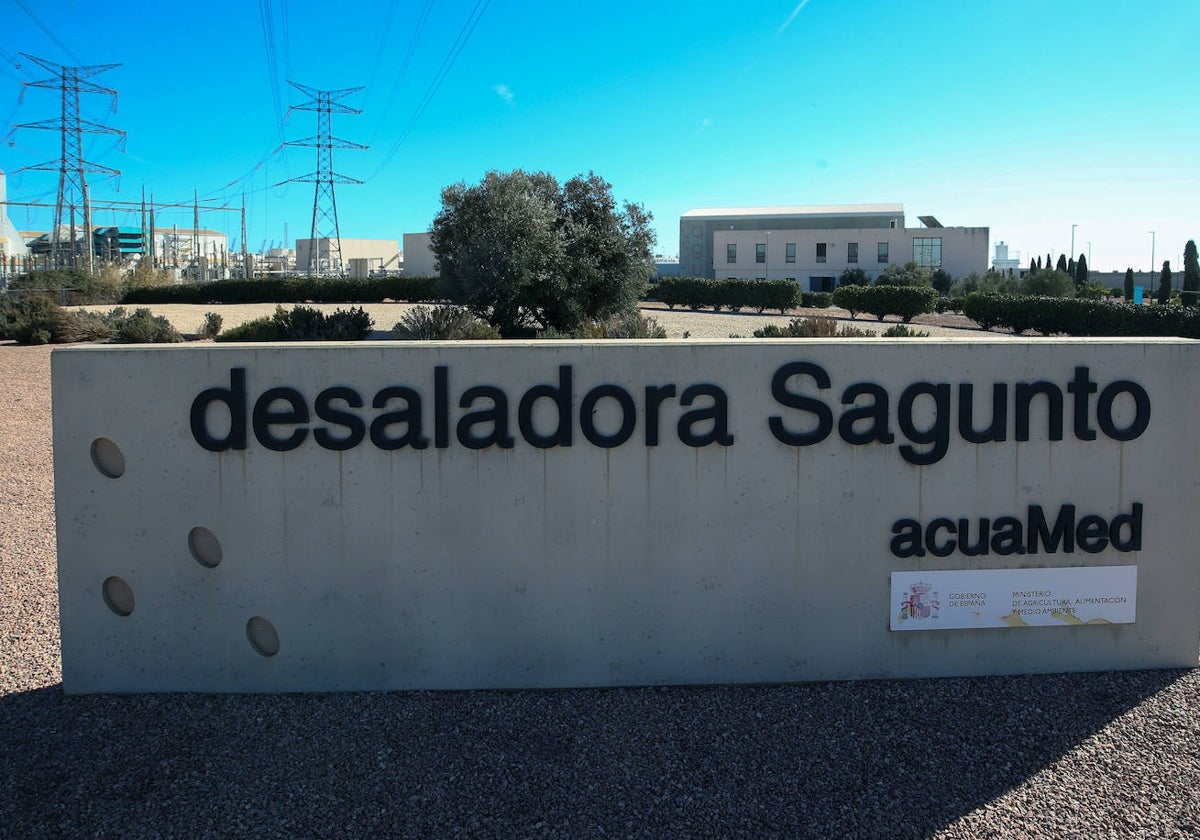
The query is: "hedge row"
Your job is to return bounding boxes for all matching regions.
[654,277,830,313]
[831,285,938,322]
[122,275,443,305]
[961,294,1200,337]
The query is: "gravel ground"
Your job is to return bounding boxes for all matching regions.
[2,339,1198,838]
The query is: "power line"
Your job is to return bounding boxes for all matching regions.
[12,0,79,63]
[367,0,490,180]
[368,0,434,145]
[258,0,285,140]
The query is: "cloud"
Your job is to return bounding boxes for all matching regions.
[493,83,514,105]
[775,0,813,37]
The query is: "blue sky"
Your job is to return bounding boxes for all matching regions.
[2,0,1197,273]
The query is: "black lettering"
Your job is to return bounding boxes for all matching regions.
[1015,382,1064,442]
[1097,381,1151,441]
[769,362,832,446]
[1110,503,1143,551]
[897,382,950,465]
[991,516,1026,555]
[518,365,573,449]
[838,383,894,445]
[678,384,733,447]
[1028,504,1075,553]
[313,387,365,450]
[958,383,1008,443]
[370,386,428,450]
[457,385,514,449]
[890,519,925,558]
[190,367,247,451]
[644,385,677,446]
[252,387,309,452]
[580,385,636,448]
[1076,514,1109,553]
[1067,366,1098,441]
[434,365,449,449]
[925,518,957,558]
[957,518,991,556]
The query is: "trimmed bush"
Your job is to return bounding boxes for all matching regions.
[961,293,1200,337]
[122,275,443,306]
[833,285,937,322]
[655,277,799,314]
[112,308,184,343]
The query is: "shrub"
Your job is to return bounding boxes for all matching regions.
[1019,269,1074,298]
[215,305,374,342]
[838,267,870,287]
[800,291,833,309]
[935,297,964,314]
[833,285,937,322]
[540,310,667,339]
[199,312,223,339]
[654,277,798,314]
[8,269,122,305]
[960,293,1200,337]
[112,308,184,343]
[122,275,444,306]
[881,324,930,337]
[874,261,931,287]
[393,305,501,340]
[753,316,873,338]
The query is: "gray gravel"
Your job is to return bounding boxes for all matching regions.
[3,342,1198,838]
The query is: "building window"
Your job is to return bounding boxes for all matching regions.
[913,236,943,269]
[785,242,796,263]
[727,244,736,264]
[816,243,827,263]
[847,242,858,263]
[877,242,889,264]
[755,243,766,264]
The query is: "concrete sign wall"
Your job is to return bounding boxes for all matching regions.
[52,340,1200,693]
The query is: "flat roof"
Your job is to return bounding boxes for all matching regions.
[682,203,904,220]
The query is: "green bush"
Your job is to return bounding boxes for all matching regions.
[215,305,374,342]
[935,297,965,314]
[112,308,184,343]
[800,291,833,309]
[8,269,122,305]
[654,277,798,314]
[540,310,667,339]
[753,316,872,338]
[1019,269,1074,298]
[961,293,1200,337]
[881,324,930,337]
[199,312,223,339]
[833,285,937,322]
[122,275,444,306]
[393,305,500,340]
[874,261,931,287]
[838,267,870,287]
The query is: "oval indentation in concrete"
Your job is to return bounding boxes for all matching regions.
[246,616,280,657]
[188,527,222,569]
[102,576,134,617]
[90,438,125,478]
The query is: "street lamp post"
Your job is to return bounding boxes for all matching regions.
[1150,231,1156,277]
[1071,224,1077,263]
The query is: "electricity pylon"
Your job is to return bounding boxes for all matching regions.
[277,82,366,276]
[13,54,125,272]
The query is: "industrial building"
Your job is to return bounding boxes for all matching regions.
[679,204,988,290]
[296,237,401,277]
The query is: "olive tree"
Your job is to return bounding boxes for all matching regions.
[429,169,654,336]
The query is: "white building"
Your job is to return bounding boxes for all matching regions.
[0,171,30,281]
[679,204,988,291]
[401,232,437,276]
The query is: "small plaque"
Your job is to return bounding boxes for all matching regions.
[891,566,1137,631]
